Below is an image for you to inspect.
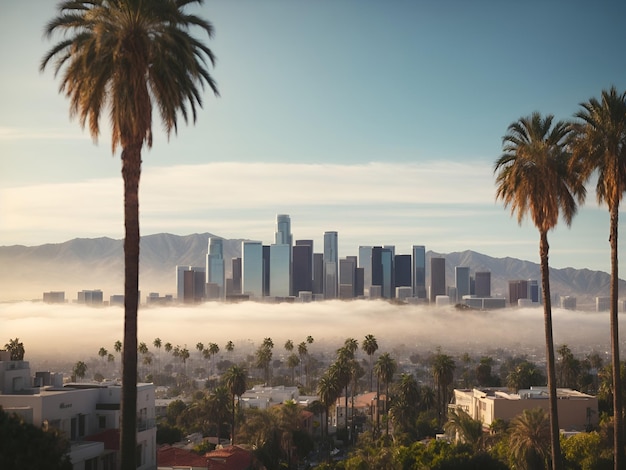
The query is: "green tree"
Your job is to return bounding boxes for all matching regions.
[0,408,72,470]
[362,334,379,392]
[508,408,551,470]
[223,365,247,444]
[571,87,626,470]
[284,339,294,353]
[444,408,484,451]
[287,353,300,386]
[561,431,612,470]
[432,351,456,426]
[374,352,397,436]
[317,372,340,441]
[557,344,581,389]
[389,373,420,439]
[5,338,25,361]
[41,2,218,467]
[73,361,87,381]
[506,360,546,392]
[297,341,308,386]
[495,112,585,470]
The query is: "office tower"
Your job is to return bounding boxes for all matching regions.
[355,267,364,297]
[242,241,263,298]
[475,271,491,297]
[381,247,394,298]
[176,265,189,300]
[528,279,540,303]
[270,244,291,297]
[430,257,446,303]
[394,254,412,288]
[231,258,242,294]
[206,237,225,299]
[77,289,103,305]
[339,257,356,299]
[412,245,426,298]
[358,246,373,294]
[292,244,313,296]
[296,239,314,277]
[275,214,293,247]
[455,266,471,302]
[190,266,206,302]
[508,279,529,305]
[313,253,324,295]
[371,246,383,293]
[323,231,338,299]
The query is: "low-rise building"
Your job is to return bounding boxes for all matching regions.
[451,387,598,432]
[0,351,157,469]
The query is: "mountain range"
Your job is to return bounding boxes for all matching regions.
[0,232,621,308]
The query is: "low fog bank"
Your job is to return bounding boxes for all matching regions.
[1,300,619,367]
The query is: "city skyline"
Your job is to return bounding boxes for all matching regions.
[2,2,626,278]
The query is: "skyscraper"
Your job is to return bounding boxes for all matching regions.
[475,271,491,298]
[430,257,446,303]
[242,241,263,298]
[394,254,412,288]
[270,244,290,297]
[323,231,338,299]
[206,237,225,299]
[412,245,426,298]
[358,246,373,295]
[339,257,356,299]
[381,247,393,298]
[292,243,313,296]
[275,214,293,247]
[455,266,470,302]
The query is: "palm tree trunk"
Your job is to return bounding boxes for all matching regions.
[120,143,141,470]
[231,393,236,445]
[540,230,562,470]
[609,202,624,470]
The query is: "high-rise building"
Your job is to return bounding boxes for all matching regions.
[262,245,271,297]
[292,243,313,296]
[394,254,412,289]
[270,244,290,297]
[381,247,394,298]
[508,279,529,305]
[528,279,540,303]
[455,266,470,302]
[339,257,356,299]
[430,257,446,303]
[206,237,225,299]
[275,214,293,247]
[176,265,189,300]
[313,253,324,295]
[371,246,383,294]
[412,245,426,298]
[358,246,373,294]
[190,266,206,302]
[242,241,263,298]
[475,271,491,298]
[230,257,242,295]
[323,231,338,299]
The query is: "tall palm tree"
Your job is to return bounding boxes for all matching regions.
[297,341,308,386]
[362,334,378,392]
[432,351,456,426]
[223,365,247,445]
[41,1,218,467]
[509,408,551,470]
[317,372,340,455]
[495,112,585,470]
[570,87,626,470]
[444,408,484,450]
[287,353,300,386]
[153,338,162,375]
[374,352,397,436]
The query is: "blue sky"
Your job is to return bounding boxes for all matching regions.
[1,1,626,277]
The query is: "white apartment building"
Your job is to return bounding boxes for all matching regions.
[0,351,157,470]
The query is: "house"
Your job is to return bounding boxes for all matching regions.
[0,351,157,469]
[205,445,263,470]
[451,387,598,431]
[157,444,208,469]
[333,391,383,430]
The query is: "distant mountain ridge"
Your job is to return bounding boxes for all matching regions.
[0,233,621,307]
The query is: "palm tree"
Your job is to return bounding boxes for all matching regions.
[297,341,308,386]
[223,365,247,445]
[444,408,484,450]
[98,347,108,363]
[362,334,378,392]
[73,361,87,382]
[432,351,456,426]
[207,386,232,445]
[570,87,626,470]
[284,339,294,353]
[287,353,300,386]
[374,352,397,436]
[41,2,218,467]
[495,112,585,470]
[509,408,551,470]
[317,372,340,453]
[153,338,162,374]
[506,361,545,392]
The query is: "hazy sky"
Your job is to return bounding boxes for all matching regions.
[2,1,626,276]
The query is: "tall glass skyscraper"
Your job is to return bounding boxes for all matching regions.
[242,241,263,298]
[430,257,446,303]
[323,231,338,299]
[412,245,426,298]
[270,244,290,297]
[275,214,293,246]
[358,246,373,295]
[206,237,225,299]
[455,266,470,302]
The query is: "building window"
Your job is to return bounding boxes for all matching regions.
[98,415,106,429]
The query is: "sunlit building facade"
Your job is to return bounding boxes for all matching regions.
[270,244,290,298]
[323,231,338,299]
[412,245,426,298]
[206,237,225,299]
[455,266,470,302]
[242,241,263,298]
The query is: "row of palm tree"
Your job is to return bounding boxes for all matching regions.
[494,87,626,470]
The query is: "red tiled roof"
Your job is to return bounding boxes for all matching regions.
[158,444,208,468]
[85,428,120,450]
[205,445,254,470]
